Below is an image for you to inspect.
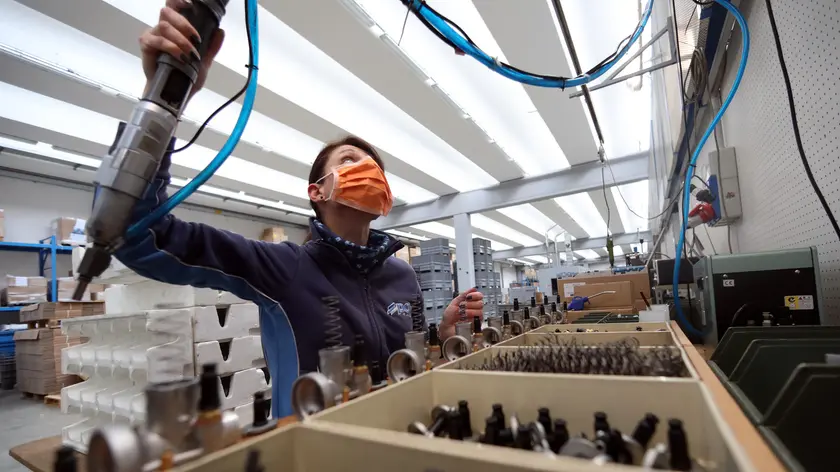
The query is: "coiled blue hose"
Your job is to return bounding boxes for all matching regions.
[673,0,750,337]
[125,0,260,241]
[410,0,653,88]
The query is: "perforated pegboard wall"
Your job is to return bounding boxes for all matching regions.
[718,0,840,323]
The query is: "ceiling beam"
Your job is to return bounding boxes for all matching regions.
[374,153,648,230]
[14,0,457,197]
[265,0,522,182]
[492,231,651,260]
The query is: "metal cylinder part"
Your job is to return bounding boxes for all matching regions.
[527,317,542,330]
[145,379,200,448]
[290,372,338,419]
[510,320,525,336]
[404,331,427,364]
[454,321,472,339]
[488,317,502,331]
[481,326,502,347]
[386,348,423,382]
[318,345,351,385]
[441,335,471,361]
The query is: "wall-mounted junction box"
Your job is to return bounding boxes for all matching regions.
[707,147,742,226]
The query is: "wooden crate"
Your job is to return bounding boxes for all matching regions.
[496,331,675,347]
[19,301,105,324]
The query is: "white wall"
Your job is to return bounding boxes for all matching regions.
[0,176,307,277]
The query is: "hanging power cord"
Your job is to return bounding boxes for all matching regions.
[672,0,750,338]
[765,0,840,241]
[401,0,654,89]
[126,0,260,240]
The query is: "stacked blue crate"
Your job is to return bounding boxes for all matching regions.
[472,238,499,316]
[0,328,20,390]
[413,239,453,324]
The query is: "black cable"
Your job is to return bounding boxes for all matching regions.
[171,0,254,154]
[601,165,611,234]
[764,0,840,241]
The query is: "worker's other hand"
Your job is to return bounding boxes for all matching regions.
[139,0,225,98]
[440,287,484,340]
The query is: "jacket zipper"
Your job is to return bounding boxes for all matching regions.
[362,276,386,361]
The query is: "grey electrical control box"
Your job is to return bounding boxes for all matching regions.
[693,247,823,345]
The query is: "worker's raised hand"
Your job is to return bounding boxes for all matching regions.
[139,0,225,97]
[440,287,484,340]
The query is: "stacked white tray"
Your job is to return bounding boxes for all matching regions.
[60,258,269,451]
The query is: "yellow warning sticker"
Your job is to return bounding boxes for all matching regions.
[784,295,815,310]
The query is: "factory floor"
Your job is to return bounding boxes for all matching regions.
[0,389,82,472]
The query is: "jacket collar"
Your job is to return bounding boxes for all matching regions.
[306,218,404,274]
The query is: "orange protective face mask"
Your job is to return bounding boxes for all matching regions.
[317,157,394,216]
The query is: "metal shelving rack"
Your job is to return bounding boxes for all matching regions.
[0,236,72,321]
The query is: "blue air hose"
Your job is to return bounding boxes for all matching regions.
[673,0,750,337]
[125,0,260,241]
[409,0,653,88]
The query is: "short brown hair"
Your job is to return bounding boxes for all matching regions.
[308,135,385,219]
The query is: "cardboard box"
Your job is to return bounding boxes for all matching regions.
[565,306,637,323]
[50,277,106,302]
[19,301,106,324]
[555,270,651,301]
[566,281,634,308]
[1,275,48,305]
[260,227,287,243]
[14,328,83,394]
[52,217,87,244]
[0,208,4,241]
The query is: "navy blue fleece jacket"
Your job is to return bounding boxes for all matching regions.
[111,126,421,418]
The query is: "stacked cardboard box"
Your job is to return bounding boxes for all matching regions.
[14,328,82,395]
[1,275,48,305]
[52,217,87,245]
[19,301,106,327]
[260,227,287,243]
[50,277,106,302]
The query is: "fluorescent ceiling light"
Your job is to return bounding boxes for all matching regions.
[610,245,625,256]
[169,178,315,216]
[471,214,541,247]
[354,0,569,176]
[611,179,650,232]
[0,137,101,168]
[385,229,430,241]
[555,193,609,237]
[0,3,439,204]
[525,255,549,264]
[495,204,561,237]
[508,258,534,266]
[97,0,496,192]
[575,249,602,260]
[559,0,652,158]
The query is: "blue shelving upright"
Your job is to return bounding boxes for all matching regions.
[0,236,72,319]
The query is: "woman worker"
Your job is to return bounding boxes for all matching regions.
[113,1,485,418]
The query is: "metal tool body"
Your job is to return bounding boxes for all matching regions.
[387,331,427,381]
[481,316,502,346]
[291,343,371,418]
[74,0,229,299]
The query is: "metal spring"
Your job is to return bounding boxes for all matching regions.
[463,338,687,377]
[411,295,424,332]
[323,295,343,348]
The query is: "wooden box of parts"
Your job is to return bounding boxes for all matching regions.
[1,275,48,305]
[19,301,106,326]
[14,328,82,395]
[308,370,750,471]
[496,331,676,347]
[563,307,637,323]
